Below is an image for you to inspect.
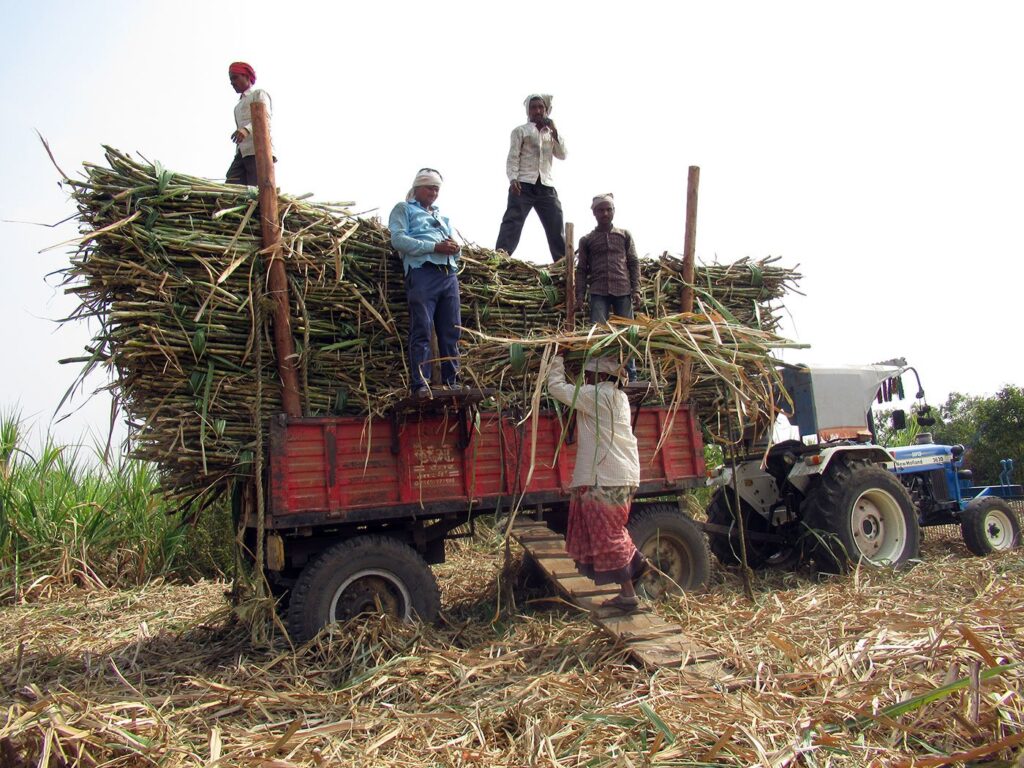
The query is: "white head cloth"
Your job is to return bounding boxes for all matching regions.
[523,93,553,117]
[406,168,443,201]
[591,193,615,209]
[584,356,624,377]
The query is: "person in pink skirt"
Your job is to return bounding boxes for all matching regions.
[545,354,647,612]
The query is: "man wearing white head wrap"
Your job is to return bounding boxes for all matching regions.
[576,193,641,380]
[405,168,443,202]
[495,93,568,261]
[388,168,462,395]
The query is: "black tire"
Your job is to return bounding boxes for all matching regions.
[627,503,710,597]
[706,488,776,569]
[286,535,441,643]
[803,457,920,573]
[266,572,294,612]
[960,497,1022,555]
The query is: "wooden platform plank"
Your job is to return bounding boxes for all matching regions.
[513,530,564,543]
[556,578,621,599]
[511,521,725,673]
[533,557,582,579]
[523,546,573,559]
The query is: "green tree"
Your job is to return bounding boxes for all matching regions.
[933,386,1024,485]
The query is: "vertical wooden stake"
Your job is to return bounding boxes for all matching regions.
[680,166,700,399]
[680,166,700,313]
[564,222,575,329]
[251,100,302,418]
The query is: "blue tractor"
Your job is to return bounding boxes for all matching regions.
[705,357,1021,573]
[889,438,1022,555]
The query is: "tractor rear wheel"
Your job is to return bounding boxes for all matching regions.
[705,489,798,569]
[287,535,440,643]
[803,457,920,573]
[960,498,1021,555]
[627,503,710,598]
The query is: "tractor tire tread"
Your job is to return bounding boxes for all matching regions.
[286,535,440,643]
[628,503,710,592]
[960,497,1022,556]
[803,455,919,573]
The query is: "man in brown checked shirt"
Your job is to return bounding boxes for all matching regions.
[575,193,641,381]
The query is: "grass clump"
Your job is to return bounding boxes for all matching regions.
[0,410,232,602]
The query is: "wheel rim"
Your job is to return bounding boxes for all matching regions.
[982,508,1015,550]
[638,533,693,597]
[850,489,907,563]
[329,569,412,622]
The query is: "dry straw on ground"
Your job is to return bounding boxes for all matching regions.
[2,525,1022,767]
[59,148,803,507]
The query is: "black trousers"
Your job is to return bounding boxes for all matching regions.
[495,181,565,261]
[226,151,258,186]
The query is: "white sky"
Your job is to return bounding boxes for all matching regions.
[2,0,1022,447]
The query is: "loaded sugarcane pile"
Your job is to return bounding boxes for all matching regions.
[60,148,803,506]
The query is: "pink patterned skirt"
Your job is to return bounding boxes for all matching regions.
[565,485,643,585]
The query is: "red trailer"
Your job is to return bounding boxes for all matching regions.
[249,394,710,641]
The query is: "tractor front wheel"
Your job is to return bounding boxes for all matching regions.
[960,498,1021,555]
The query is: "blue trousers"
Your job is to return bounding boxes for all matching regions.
[406,263,461,391]
[590,294,637,381]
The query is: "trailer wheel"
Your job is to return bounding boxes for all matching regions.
[706,489,788,569]
[286,535,440,643]
[628,504,710,597]
[961,498,1021,555]
[804,458,920,573]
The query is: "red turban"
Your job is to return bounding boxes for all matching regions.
[228,62,256,84]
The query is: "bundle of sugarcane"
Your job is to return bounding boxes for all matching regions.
[464,311,804,443]
[60,148,802,505]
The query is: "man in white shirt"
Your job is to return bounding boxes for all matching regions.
[495,94,567,262]
[226,61,273,187]
[546,354,648,612]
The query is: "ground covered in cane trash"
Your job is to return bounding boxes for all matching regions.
[1,523,1022,767]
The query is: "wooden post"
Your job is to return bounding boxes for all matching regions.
[680,166,700,399]
[250,100,302,418]
[564,222,575,328]
[680,166,700,313]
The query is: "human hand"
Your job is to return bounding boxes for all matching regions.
[632,292,642,309]
[433,239,460,256]
[231,129,248,144]
[510,180,522,195]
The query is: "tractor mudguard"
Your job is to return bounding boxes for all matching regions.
[786,444,894,493]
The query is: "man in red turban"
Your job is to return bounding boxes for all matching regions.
[226,61,273,186]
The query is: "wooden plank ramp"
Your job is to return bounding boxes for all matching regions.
[510,517,727,675]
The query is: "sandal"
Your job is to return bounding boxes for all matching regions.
[598,594,642,614]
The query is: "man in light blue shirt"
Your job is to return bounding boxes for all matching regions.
[388,168,462,395]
